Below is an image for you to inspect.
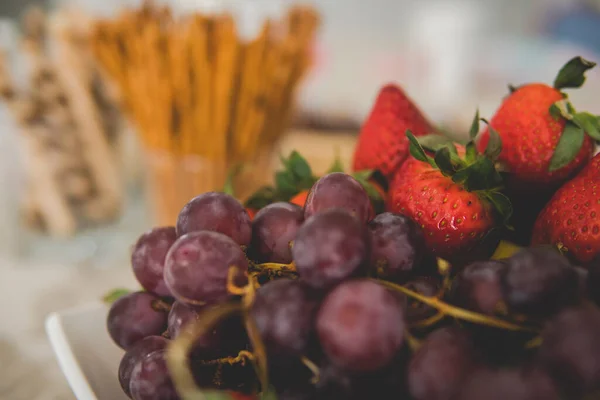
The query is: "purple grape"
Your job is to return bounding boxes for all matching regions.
[118,336,169,398]
[292,209,369,290]
[249,279,320,358]
[588,255,600,305]
[167,301,248,360]
[304,172,372,223]
[408,327,479,400]
[129,350,180,400]
[404,277,440,323]
[500,247,579,316]
[107,291,169,350]
[175,192,251,246]
[164,231,248,306]
[456,366,560,400]
[316,279,405,373]
[451,260,507,315]
[537,304,600,397]
[249,202,304,263]
[131,227,177,297]
[368,212,428,283]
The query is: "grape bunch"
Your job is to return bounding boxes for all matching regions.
[106,172,600,400]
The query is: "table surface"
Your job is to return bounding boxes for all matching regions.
[0,129,358,400]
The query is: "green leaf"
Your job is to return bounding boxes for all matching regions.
[548,120,586,171]
[469,109,480,139]
[352,169,374,182]
[275,171,297,195]
[549,102,563,121]
[573,112,600,141]
[508,84,519,93]
[553,56,596,90]
[260,388,279,400]
[287,151,313,181]
[465,142,478,164]
[327,149,345,173]
[103,288,132,305]
[406,130,436,168]
[417,134,457,153]
[459,157,503,192]
[481,191,513,225]
[244,186,277,209]
[481,119,503,161]
[434,147,456,177]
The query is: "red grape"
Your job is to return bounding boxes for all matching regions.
[537,304,600,397]
[164,231,248,305]
[408,327,479,400]
[249,279,320,358]
[456,366,560,400]
[118,336,169,397]
[304,173,372,223]
[249,202,304,263]
[404,277,440,323]
[451,260,507,315]
[132,227,177,297]
[316,279,405,373]
[588,256,600,305]
[292,209,369,290]
[176,192,251,246]
[107,291,169,350]
[368,212,428,283]
[500,247,579,316]
[129,350,180,400]
[167,301,248,360]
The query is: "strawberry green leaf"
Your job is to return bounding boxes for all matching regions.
[222,164,244,197]
[103,288,131,305]
[481,191,513,225]
[286,151,313,182]
[508,84,519,93]
[465,142,478,164]
[417,134,457,153]
[549,120,586,172]
[549,103,563,121]
[553,56,596,90]
[458,157,503,192]
[469,109,480,139]
[245,186,277,209]
[275,171,298,195]
[434,147,456,177]
[352,169,374,182]
[481,119,503,161]
[327,149,345,173]
[407,130,436,168]
[573,112,600,141]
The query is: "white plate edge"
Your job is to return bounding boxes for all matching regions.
[45,312,100,400]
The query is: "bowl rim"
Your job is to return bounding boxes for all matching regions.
[45,303,106,400]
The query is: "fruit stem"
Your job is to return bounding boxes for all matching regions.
[404,329,422,351]
[227,267,249,296]
[410,312,445,329]
[254,262,297,274]
[374,279,539,332]
[151,299,173,313]
[300,357,320,384]
[244,313,270,394]
[195,350,255,366]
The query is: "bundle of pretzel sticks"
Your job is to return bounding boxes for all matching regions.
[89,1,320,224]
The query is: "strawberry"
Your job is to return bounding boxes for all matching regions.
[290,190,309,207]
[352,84,435,180]
[477,56,598,186]
[531,153,600,265]
[245,207,257,221]
[388,114,512,264]
[477,57,599,245]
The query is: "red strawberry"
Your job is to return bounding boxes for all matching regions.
[388,117,511,264]
[532,153,600,265]
[352,84,435,180]
[290,190,309,208]
[477,57,597,186]
[477,57,599,245]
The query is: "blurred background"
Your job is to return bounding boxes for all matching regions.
[1,1,600,397]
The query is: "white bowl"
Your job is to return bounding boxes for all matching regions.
[45,302,128,400]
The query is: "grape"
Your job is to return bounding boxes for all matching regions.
[176,192,251,246]
[118,336,169,397]
[249,279,320,358]
[304,172,372,223]
[167,301,248,360]
[132,227,177,297]
[407,327,479,400]
[404,277,440,323]
[588,256,600,305]
[451,260,507,315]
[316,279,405,372]
[164,231,248,305]
[500,247,579,316]
[368,212,428,283]
[249,202,304,263]
[537,304,600,397]
[129,350,180,400]
[292,209,369,290]
[456,366,560,400]
[107,291,169,350]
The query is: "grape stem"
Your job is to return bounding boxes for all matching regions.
[410,312,445,329]
[195,350,255,366]
[404,329,422,352]
[226,267,257,309]
[300,357,320,384]
[253,261,297,274]
[374,279,539,332]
